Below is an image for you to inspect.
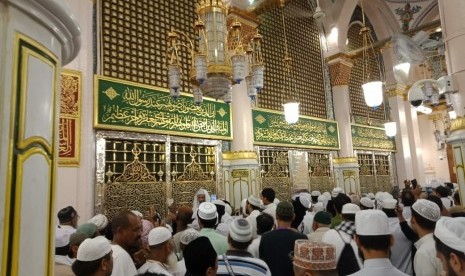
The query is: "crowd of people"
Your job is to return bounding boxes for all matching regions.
[54,182,465,276]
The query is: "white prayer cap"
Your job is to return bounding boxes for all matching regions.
[360,197,374,209]
[77,236,111,261]
[375,192,383,201]
[434,217,465,252]
[355,210,390,236]
[322,192,331,199]
[382,192,394,200]
[367,193,375,200]
[317,195,325,203]
[198,202,218,220]
[88,214,109,231]
[55,227,71,247]
[382,198,397,209]
[180,228,200,245]
[165,224,173,234]
[313,202,324,213]
[229,218,253,243]
[412,199,441,222]
[224,202,233,216]
[273,198,280,204]
[148,226,172,246]
[292,193,299,201]
[247,195,261,208]
[311,191,321,197]
[299,193,312,209]
[131,210,143,218]
[332,187,343,198]
[342,203,360,214]
[430,179,441,189]
[212,199,225,207]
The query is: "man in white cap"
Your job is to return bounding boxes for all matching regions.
[198,202,228,255]
[138,226,176,276]
[245,195,262,238]
[411,199,443,276]
[360,197,374,210]
[217,218,271,275]
[330,193,352,228]
[72,236,113,276]
[88,214,109,234]
[292,192,312,229]
[248,213,274,258]
[434,217,465,276]
[171,229,200,276]
[311,190,321,204]
[260,188,277,222]
[332,187,343,199]
[322,203,362,273]
[349,210,408,276]
[193,188,211,211]
[381,198,412,275]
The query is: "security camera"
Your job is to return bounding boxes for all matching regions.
[408,85,424,107]
[437,75,458,94]
[313,6,325,20]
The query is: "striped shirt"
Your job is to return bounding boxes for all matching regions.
[217,250,271,276]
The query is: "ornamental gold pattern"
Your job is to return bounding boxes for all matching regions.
[351,125,396,151]
[357,152,392,193]
[328,58,353,86]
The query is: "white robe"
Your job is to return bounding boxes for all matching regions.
[414,233,443,276]
[138,260,173,276]
[110,244,138,276]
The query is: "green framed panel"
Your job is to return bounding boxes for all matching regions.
[351,124,396,151]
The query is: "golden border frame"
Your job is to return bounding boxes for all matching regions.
[59,69,82,166]
[93,75,234,140]
[351,124,397,152]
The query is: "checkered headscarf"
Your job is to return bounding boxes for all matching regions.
[335,220,356,237]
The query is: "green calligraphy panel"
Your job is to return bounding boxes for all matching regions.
[94,75,232,140]
[351,124,396,151]
[252,108,339,149]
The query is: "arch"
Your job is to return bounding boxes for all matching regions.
[412,1,439,29]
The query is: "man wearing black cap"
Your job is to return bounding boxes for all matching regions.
[184,237,217,276]
[57,206,79,233]
[308,211,332,242]
[259,201,307,276]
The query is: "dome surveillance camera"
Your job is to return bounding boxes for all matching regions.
[408,85,424,107]
[313,7,325,20]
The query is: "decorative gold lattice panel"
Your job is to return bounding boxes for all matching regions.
[357,152,392,193]
[170,144,216,181]
[99,0,196,92]
[347,6,386,121]
[308,152,333,192]
[259,148,291,200]
[358,153,376,194]
[258,0,326,118]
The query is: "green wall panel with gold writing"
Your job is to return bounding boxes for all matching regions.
[94,75,232,140]
[351,124,396,151]
[252,108,339,149]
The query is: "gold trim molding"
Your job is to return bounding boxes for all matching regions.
[223,151,257,160]
[451,117,465,132]
[333,157,358,164]
[328,57,354,87]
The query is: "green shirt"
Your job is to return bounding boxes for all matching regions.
[330,213,342,229]
[200,228,229,255]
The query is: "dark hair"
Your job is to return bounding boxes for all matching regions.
[411,208,436,231]
[138,273,166,276]
[104,221,113,241]
[57,206,77,223]
[454,192,461,206]
[357,235,391,251]
[434,235,465,262]
[111,210,136,234]
[176,206,194,226]
[198,215,217,229]
[228,235,252,250]
[71,251,112,276]
[435,186,451,198]
[55,245,70,256]
[401,190,415,207]
[311,195,319,203]
[382,208,397,218]
[341,213,355,222]
[334,194,351,214]
[215,204,225,223]
[256,213,274,235]
[427,195,444,211]
[261,188,275,202]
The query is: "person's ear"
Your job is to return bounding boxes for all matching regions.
[354,235,361,247]
[449,253,463,274]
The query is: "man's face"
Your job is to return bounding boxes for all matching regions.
[122,215,142,249]
[197,194,206,204]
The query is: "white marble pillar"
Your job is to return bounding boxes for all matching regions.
[0,1,80,275]
[440,0,465,206]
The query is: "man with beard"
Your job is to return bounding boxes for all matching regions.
[72,236,113,276]
[138,226,178,276]
[110,211,141,276]
[191,189,211,230]
[349,210,407,276]
[434,217,465,276]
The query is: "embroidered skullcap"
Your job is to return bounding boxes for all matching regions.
[412,199,441,222]
[382,198,397,210]
[314,211,332,225]
[367,193,375,200]
[198,202,218,220]
[313,202,325,213]
[247,195,261,208]
[293,240,336,271]
[311,191,321,197]
[299,193,312,209]
[356,210,390,236]
[76,236,111,262]
[131,210,143,219]
[88,214,109,231]
[180,228,200,245]
[434,217,465,253]
[342,203,360,214]
[332,187,343,198]
[360,197,374,209]
[229,218,253,243]
[148,226,172,246]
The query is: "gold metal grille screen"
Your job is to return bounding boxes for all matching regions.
[357,152,391,193]
[258,0,327,118]
[347,8,386,121]
[100,0,196,92]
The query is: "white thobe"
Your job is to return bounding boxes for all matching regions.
[246,210,261,238]
[262,203,276,222]
[248,235,261,258]
[110,244,138,276]
[348,258,409,276]
[414,233,443,276]
[322,229,363,268]
[138,260,173,276]
[388,217,412,275]
[298,211,315,235]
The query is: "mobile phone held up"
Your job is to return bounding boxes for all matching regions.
[411,179,418,189]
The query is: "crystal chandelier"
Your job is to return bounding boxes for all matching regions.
[360,0,384,109]
[167,0,264,104]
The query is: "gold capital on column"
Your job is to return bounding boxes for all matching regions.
[327,56,354,87]
[386,83,410,99]
[451,116,465,132]
[227,7,259,51]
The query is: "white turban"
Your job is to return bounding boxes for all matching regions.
[88,214,109,231]
[193,188,211,210]
[434,217,465,253]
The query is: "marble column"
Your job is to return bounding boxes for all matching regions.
[328,56,360,194]
[0,1,80,275]
[440,0,465,206]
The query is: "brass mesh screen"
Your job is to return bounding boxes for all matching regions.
[258,0,326,118]
[347,7,386,121]
[100,0,196,92]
